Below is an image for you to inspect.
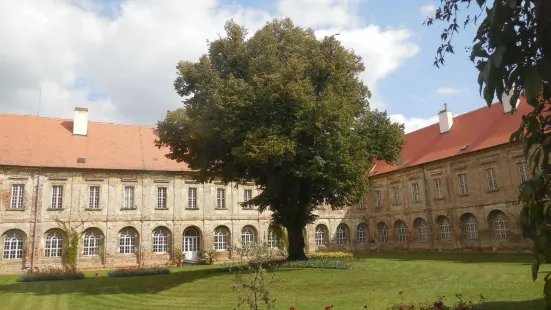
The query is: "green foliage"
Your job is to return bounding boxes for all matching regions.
[203,248,219,262]
[156,18,404,260]
[308,252,353,260]
[107,267,170,278]
[18,266,84,282]
[279,258,349,270]
[54,218,85,272]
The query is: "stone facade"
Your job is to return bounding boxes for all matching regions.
[0,141,531,273]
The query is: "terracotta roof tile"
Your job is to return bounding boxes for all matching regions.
[370,98,531,176]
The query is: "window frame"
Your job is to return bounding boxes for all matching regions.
[83,231,100,256]
[157,187,168,209]
[188,187,197,209]
[439,218,452,240]
[3,232,24,260]
[216,188,226,209]
[434,178,443,199]
[314,226,327,246]
[356,224,367,243]
[485,167,498,192]
[88,186,100,209]
[517,160,530,184]
[44,232,63,258]
[397,221,407,242]
[10,184,24,209]
[213,227,229,251]
[391,186,401,205]
[411,182,421,202]
[119,229,136,254]
[51,185,64,209]
[153,229,169,253]
[493,213,510,239]
[458,173,469,196]
[375,190,383,208]
[379,223,388,243]
[243,189,253,209]
[336,225,348,245]
[465,215,479,240]
[415,219,428,242]
[123,186,135,210]
[241,227,256,246]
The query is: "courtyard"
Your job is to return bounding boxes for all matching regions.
[0,252,544,310]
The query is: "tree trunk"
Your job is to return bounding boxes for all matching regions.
[286,225,308,260]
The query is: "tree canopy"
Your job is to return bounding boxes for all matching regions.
[156,19,404,260]
[426,1,551,308]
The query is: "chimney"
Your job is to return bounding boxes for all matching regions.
[501,91,520,114]
[438,103,453,134]
[73,107,88,136]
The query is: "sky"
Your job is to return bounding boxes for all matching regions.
[0,0,485,133]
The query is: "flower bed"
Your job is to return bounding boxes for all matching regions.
[308,252,353,260]
[18,266,85,282]
[108,267,171,277]
[279,258,349,270]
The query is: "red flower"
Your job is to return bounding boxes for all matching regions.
[399,290,403,295]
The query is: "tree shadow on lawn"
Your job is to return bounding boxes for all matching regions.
[357,252,532,264]
[0,267,294,296]
[482,298,544,310]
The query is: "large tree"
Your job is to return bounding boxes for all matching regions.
[156,19,404,260]
[426,0,551,307]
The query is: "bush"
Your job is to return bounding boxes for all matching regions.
[108,267,171,277]
[18,267,85,282]
[280,258,349,270]
[309,252,353,260]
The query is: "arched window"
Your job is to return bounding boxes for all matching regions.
[83,231,100,256]
[214,227,229,251]
[153,229,169,253]
[314,225,327,246]
[119,229,136,254]
[3,232,24,260]
[493,213,510,239]
[439,218,452,240]
[356,224,367,243]
[396,221,407,242]
[336,224,349,245]
[414,218,428,242]
[378,223,388,243]
[267,229,279,248]
[45,231,63,257]
[241,226,256,246]
[464,215,479,240]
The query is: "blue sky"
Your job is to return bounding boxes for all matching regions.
[0,0,487,132]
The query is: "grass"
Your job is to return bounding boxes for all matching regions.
[0,252,544,310]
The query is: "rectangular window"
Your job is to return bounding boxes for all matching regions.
[391,186,400,205]
[188,187,197,209]
[51,185,63,209]
[517,161,529,184]
[375,191,383,208]
[356,199,365,209]
[458,173,468,196]
[124,186,135,209]
[434,178,443,199]
[89,186,100,209]
[10,185,24,209]
[216,188,226,209]
[243,189,252,209]
[411,182,421,202]
[486,167,498,191]
[157,187,167,209]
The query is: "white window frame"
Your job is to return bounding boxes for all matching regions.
[123,186,135,209]
[157,187,167,209]
[379,224,388,243]
[243,189,253,209]
[517,160,530,184]
[214,227,229,251]
[153,229,169,253]
[89,186,100,209]
[3,232,23,260]
[494,213,510,239]
[375,190,383,208]
[336,225,348,245]
[241,227,256,246]
[458,173,468,196]
[465,215,478,240]
[119,230,136,254]
[434,178,443,199]
[411,183,420,202]
[315,226,327,246]
[391,186,400,205]
[188,187,197,209]
[10,184,24,209]
[216,188,226,209]
[268,229,279,248]
[485,167,498,192]
[51,185,63,209]
[356,224,367,243]
[83,231,100,256]
[439,219,452,240]
[45,232,63,257]
[397,222,407,242]
[416,220,428,242]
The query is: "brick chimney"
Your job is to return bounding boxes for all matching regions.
[73,107,88,136]
[438,103,453,134]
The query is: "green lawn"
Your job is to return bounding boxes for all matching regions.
[0,253,544,310]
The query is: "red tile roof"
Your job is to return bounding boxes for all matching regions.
[0,114,191,171]
[370,98,531,176]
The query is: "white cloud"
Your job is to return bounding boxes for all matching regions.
[0,0,418,126]
[435,87,469,95]
[419,4,437,17]
[389,114,438,133]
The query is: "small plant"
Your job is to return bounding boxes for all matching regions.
[173,250,184,266]
[280,258,349,270]
[309,252,353,260]
[108,266,170,277]
[18,266,85,282]
[203,248,219,264]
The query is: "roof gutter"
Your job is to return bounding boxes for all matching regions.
[30,168,41,269]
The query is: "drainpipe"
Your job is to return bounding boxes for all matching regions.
[421,164,434,250]
[30,168,42,269]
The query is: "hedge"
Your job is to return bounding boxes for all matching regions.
[18,272,85,282]
[309,252,353,260]
[108,267,171,277]
[279,258,349,270]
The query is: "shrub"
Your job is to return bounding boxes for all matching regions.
[108,267,171,277]
[309,252,353,260]
[18,266,84,282]
[280,258,349,270]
